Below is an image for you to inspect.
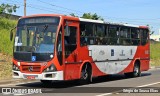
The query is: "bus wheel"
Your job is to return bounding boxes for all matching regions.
[40,80,53,86]
[125,62,141,78]
[80,64,92,84]
[133,63,141,77]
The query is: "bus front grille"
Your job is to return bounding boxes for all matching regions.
[22,65,41,72]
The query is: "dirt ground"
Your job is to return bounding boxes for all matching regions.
[0,53,12,80]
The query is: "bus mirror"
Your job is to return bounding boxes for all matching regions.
[10,27,16,41]
[150,31,154,35]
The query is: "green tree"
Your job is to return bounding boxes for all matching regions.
[146,24,154,35]
[70,12,104,21]
[81,13,104,21]
[70,13,78,17]
[0,3,19,18]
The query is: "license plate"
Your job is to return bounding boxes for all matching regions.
[26,76,35,79]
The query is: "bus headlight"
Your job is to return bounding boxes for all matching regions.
[44,64,57,72]
[46,68,50,72]
[50,65,55,70]
[13,64,20,71]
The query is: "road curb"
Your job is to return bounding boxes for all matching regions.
[150,66,160,69]
[150,66,155,69]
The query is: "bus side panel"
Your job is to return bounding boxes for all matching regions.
[141,44,150,71]
[64,43,149,80]
[122,43,150,73]
[91,62,107,77]
[119,60,134,74]
[87,45,138,75]
[140,60,150,71]
[64,46,107,80]
[137,43,150,71]
[77,46,107,77]
[64,64,81,80]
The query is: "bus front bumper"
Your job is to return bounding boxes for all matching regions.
[12,71,63,80]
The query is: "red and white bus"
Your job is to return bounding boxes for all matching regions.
[11,14,150,84]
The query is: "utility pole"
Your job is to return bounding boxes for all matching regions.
[24,0,26,16]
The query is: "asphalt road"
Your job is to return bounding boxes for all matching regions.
[0,68,160,96]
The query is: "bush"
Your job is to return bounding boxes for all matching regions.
[150,43,160,60]
[0,17,17,55]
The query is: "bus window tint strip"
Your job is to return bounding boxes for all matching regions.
[80,22,149,46]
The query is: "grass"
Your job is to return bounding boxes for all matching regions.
[0,18,17,80]
[150,42,160,67]
[0,17,17,56]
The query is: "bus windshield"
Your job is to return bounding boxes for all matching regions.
[14,17,60,61]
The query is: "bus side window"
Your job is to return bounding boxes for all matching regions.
[80,23,87,46]
[95,24,105,45]
[66,26,76,45]
[131,28,140,45]
[108,26,118,45]
[119,27,131,45]
[141,29,148,45]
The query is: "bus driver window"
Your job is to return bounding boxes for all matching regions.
[80,24,87,46]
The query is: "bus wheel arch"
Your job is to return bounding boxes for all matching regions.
[79,61,92,83]
[125,59,141,78]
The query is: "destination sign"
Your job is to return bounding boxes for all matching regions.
[18,17,60,25]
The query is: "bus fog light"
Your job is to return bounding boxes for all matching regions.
[52,73,56,78]
[50,64,55,71]
[44,73,56,78]
[45,74,52,78]
[13,72,19,76]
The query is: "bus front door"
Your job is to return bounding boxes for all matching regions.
[64,21,79,80]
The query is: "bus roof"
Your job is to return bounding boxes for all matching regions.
[20,14,65,19]
[79,18,148,29]
[19,14,148,29]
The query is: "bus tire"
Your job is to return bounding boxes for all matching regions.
[132,62,141,77]
[79,64,92,84]
[125,61,141,78]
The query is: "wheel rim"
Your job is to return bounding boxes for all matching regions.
[81,65,88,80]
[134,66,139,76]
[82,71,88,80]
